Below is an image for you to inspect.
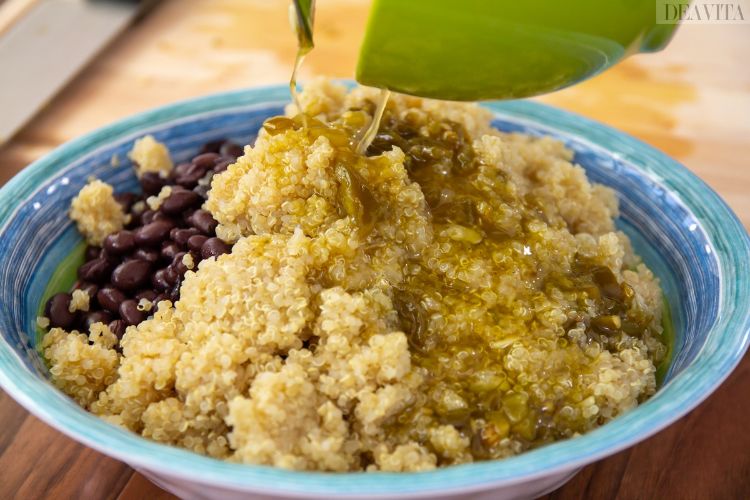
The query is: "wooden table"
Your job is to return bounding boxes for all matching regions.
[1,1,748,498]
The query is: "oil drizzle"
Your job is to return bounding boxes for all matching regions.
[355,88,390,155]
[290,49,311,112]
[288,0,388,152]
[289,0,315,112]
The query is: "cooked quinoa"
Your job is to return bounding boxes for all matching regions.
[128,135,173,178]
[69,179,127,245]
[146,185,173,211]
[68,289,90,313]
[42,80,666,472]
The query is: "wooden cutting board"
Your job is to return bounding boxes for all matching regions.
[0,1,748,498]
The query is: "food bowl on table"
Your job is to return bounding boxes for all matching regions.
[0,83,748,500]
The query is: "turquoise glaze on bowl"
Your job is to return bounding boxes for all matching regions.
[0,84,748,500]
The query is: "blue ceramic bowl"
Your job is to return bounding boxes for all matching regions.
[0,84,748,500]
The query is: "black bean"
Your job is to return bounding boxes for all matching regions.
[152,211,176,223]
[103,230,136,255]
[78,258,112,283]
[85,245,101,261]
[187,234,208,252]
[135,220,175,246]
[168,283,181,301]
[181,209,197,225]
[161,188,202,215]
[165,264,180,284]
[46,293,77,329]
[193,184,211,199]
[199,140,224,154]
[135,290,157,303]
[201,237,230,259]
[161,241,182,261]
[213,159,232,174]
[219,142,243,158]
[199,170,214,185]
[175,163,208,188]
[84,310,113,330]
[108,319,127,339]
[132,247,160,263]
[119,300,145,326]
[141,209,157,225]
[112,259,152,291]
[187,209,217,234]
[152,269,172,291]
[142,210,175,225]
[171,252,189,275]
[140,171,167,196]
[192,152,220,169]
[114,192,138,211]
[173,162,192,177]
[99,248,117,263]
[170,227,200,246]
[97,287,126,313]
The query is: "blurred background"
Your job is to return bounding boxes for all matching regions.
[0,1,748,499]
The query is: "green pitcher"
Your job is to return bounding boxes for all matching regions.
[355,0,681,101]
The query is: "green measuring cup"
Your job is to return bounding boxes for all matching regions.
[355,0,681,101]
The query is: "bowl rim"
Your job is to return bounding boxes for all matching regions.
[0,83,749,497]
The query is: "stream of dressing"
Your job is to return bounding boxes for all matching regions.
[289,0,389,154]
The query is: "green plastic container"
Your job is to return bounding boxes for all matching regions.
[356,0,680,101]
